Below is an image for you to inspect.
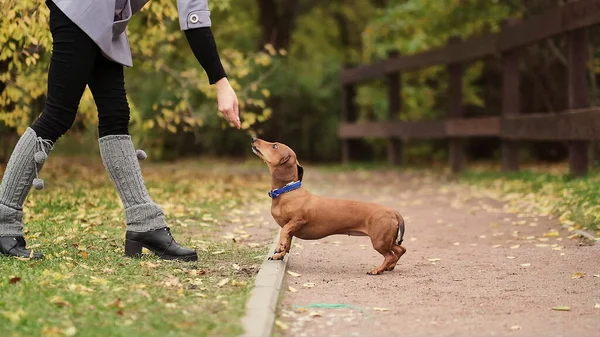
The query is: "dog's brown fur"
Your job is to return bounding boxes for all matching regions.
[251,138,406,275]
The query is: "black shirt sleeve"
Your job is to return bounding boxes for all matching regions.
[184,27,227,85]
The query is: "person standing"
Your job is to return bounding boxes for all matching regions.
[0,0,241,261]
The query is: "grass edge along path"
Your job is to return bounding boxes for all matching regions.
[0,157,271,337]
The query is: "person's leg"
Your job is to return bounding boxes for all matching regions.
[90,56,197,261]
[0,1,98,258]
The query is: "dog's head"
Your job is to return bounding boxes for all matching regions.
[251,137,303,184]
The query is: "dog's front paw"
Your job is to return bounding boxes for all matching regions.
[270,252,286,260]
[366,269,383,276]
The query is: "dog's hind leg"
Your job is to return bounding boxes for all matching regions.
[367,222,397,275]
[385,244,406,271]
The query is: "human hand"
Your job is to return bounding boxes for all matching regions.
[215,78,241,129]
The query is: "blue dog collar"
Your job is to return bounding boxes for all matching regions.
[268,181,302,199]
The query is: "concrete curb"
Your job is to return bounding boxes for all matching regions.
[240,230,288,337]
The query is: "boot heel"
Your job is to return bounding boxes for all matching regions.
[125,239,143,257]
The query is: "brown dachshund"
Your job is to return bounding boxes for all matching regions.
[251,137,406,275]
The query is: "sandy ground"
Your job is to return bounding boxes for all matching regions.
[261,169,600,337]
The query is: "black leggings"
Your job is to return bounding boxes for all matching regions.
[32,1,130,142]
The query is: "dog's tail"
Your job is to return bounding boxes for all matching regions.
[395,212,406,245]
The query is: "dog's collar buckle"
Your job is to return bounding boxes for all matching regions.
[268,181,302,199]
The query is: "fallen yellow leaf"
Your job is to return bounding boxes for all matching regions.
[510,245,520,249]
[303,282,315,288]
[288,286,298,293]
[428,258,441,262]
[309,311,321,317]
[218,278,230,287]
[274,320,289,330]
[286,271,301,277]
[373,307,390,312]
[510,325,521,331]
[552,306,571,311]
[571,272,584,279]
[520,263,531,267]
[543,230,559,237]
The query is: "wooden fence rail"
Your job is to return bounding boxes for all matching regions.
[339,0,600,176]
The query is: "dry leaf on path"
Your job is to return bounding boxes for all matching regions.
[373,307,390,312]
[287,271,301,277]
[428,258,441,262]
[288,286,298,293]
[520,263,531,267]
[510,325,521,331]
[309,312,321,317]
[218,278,230,287]
[506,256,516,259]
[552,306,571,311]
[510,245,520,249]
[303,282,315,288]
[571,272,584,279]
[275,320,289,330]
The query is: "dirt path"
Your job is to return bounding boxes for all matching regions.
[269,169,600,337]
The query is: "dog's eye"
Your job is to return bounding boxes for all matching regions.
[272,144,278,149]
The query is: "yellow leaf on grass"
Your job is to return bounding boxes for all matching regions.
[1,309,26,324]
[68,284,94,294]
[552,306,571,311]
[63,326,77,337]
[571,272,585,279]
[50,296,71,308]
[218,278,230,287]
[287,271,301,277]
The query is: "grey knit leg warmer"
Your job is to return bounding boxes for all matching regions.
[0,128,53,236]
[98,135,167,232]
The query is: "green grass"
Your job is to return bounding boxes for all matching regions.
[0,157,271,337]
[460,168,600,234]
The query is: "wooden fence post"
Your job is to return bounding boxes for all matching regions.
[567,28,590,177]
[447,37,464,173]
[387,51,402,165]
[342,65,358,164]
[501,18,521,172]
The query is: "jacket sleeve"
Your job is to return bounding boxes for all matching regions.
[177,0,212,30]
[177,0,226,84]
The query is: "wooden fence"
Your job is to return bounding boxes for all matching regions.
[338,0,600,176]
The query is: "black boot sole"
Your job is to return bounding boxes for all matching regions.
[124,239,198,262]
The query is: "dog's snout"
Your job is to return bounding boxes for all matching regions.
[251,137,258,144]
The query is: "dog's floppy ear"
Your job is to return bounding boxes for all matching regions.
[279,154,291,166]
[296,161,304,182]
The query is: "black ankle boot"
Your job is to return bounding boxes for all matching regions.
[124,227,198,261]
[0,236,43,259]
